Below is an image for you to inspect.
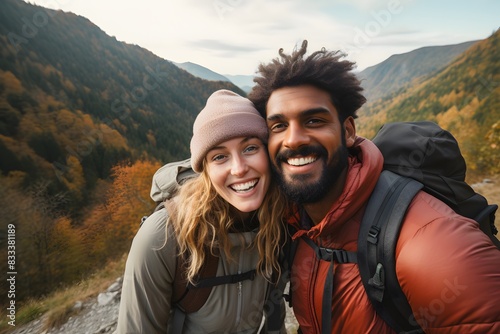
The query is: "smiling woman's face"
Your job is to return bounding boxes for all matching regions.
[205,136,270,215]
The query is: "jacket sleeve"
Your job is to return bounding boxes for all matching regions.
[116,208,176,334]
[396,195,500,333]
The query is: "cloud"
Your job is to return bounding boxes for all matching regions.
[26,0,500,75]
[186,39,261,55]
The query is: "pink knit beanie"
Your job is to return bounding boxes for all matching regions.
[190,89,268,172]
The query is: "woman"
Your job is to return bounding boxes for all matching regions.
[116,90,288,333]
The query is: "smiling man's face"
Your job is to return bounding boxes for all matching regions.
[265,84,353,204]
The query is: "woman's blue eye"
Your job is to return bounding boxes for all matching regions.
[212,154,226,161]
[244,145,259,153]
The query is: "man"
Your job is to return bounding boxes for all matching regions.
[249,40,500,333]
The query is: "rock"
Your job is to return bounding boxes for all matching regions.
[94,320,117,333]
[73,300,84,312]
[106,282,121,293]
[97,291,119,306]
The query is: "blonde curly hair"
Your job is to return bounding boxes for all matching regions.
[168,161,287,285]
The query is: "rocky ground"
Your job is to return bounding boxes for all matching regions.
[10,278,299,334]
[10,278,123,334]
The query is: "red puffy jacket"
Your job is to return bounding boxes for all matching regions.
[288,137,500,333]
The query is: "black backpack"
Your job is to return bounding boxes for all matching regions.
[286,121,499,334]
[140,159,283,333]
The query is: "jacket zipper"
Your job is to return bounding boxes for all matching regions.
[235,244,245,327]
[235,232,255,329]
[236,279,243,324]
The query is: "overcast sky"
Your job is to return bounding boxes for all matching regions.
[27,0,499,76]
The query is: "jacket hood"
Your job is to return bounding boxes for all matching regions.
[289,137,383,242]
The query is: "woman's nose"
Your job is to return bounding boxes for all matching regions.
[231,155,249,176]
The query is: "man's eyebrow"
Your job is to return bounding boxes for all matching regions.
[267,114,283,122]
[266,107,330,122]
[302,107,330,117]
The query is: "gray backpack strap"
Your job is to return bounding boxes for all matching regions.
[357,170,424,334]
[170,307,186,334]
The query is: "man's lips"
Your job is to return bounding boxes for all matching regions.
[276,145,325,168]
[286,155,318,166]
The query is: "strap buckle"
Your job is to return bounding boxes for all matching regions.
[367,225,380,244]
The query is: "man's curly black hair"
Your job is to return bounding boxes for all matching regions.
[248,40,366,122]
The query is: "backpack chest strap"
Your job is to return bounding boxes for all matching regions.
[188,269,256,289]
[301,236,357,334]
[301,236,357,263]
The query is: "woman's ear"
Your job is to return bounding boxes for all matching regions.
[344,116,356,148]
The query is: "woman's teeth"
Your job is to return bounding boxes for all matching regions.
[231,180,257,192]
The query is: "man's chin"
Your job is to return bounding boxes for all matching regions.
[285,169,318,182]
[279,178,326,204]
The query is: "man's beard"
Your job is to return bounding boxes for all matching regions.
[272,142,349,204]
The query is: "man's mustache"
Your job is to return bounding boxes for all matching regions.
[275,145,327,163]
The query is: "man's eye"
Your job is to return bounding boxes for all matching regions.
[270,123,286,132]
[306,118,324,126]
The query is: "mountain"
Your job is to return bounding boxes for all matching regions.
[173,61,255,93]
[357,29,500,177]
[0,0,244,203]
[358,41,478,102]
[223,74,255,93]
[174,61,231,82]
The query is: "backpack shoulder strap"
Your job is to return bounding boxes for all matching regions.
[357,170,424,334]
[172,249,220,312]
[167,198,220,312]
[171,251,258,331]
[170,250,219,334]
[282,223,299,306]
[169,206,258,332]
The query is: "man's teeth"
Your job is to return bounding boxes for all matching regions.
[231,180,257,192]
[287,156,317,166]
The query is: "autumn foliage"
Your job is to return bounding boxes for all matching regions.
[0,159,161,304]
[82,160,161,262]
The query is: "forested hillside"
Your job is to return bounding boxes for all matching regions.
[358,41,477,102]
[357,29,500,178]
[0,0,243,303]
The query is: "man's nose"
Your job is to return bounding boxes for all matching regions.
[283,123,310,149]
